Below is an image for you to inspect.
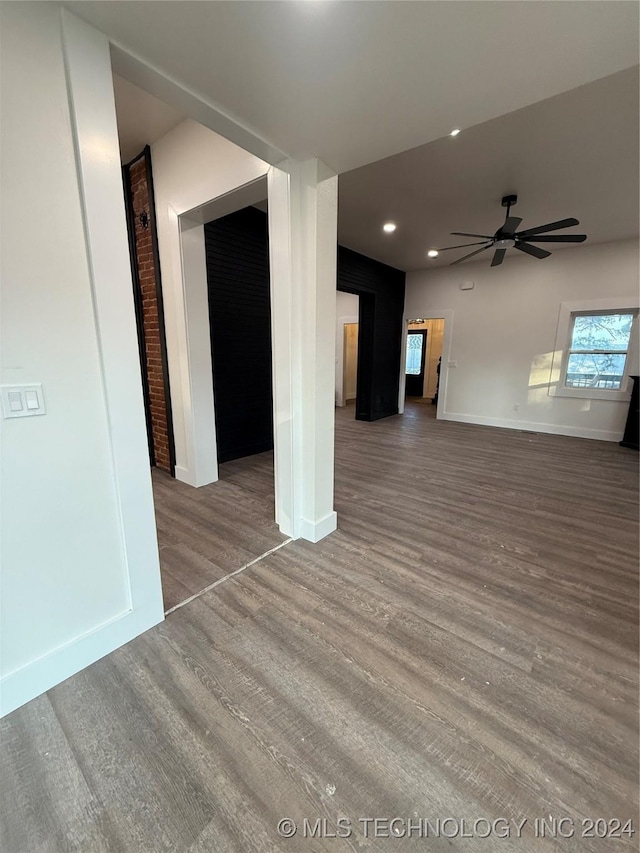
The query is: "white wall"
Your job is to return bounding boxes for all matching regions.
[0,5,163,715]
[266,160,339,542]
[405,239,639,441]
[151,119,270,485]
[335,291,359,405]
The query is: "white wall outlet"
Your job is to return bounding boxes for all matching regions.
[1,384,46,418]
[513,403,520,411]
[460,280,474,291]
[447,360,458,368]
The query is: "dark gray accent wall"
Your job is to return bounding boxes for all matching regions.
[337,246,406,421]
[205,212,406,456]
[204,207,273,463]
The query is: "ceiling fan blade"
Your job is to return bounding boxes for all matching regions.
[514,241,551,260]
[450,245,491,265]
[517,217,579,238]
[451,232,493,239]
[503,216,522,233]
[520,234,586,243]
[438,241,491,251]
[491,248,507,267]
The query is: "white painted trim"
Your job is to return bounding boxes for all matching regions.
[3,11,169,716]
[267,165,299,537]
[61,10,164,613]
[267,160,338,542]
[172,177,270,487]
[550,297,639,402]
[400,310,454,418]
[177,220,218,486]
[300,511,338,544]
[182,175,268,225]
[1,605,159,717]
[174,465,191,485]
[108,42,287,166]
[440,411,622,443]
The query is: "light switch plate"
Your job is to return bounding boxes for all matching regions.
[1,384,46,418]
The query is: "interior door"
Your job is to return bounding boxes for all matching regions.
[405,330,427,397]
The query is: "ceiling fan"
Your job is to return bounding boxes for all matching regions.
[438,195,587,267]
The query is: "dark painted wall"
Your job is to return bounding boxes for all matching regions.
[337,246,406,421]
[205,213,406,454]
[204,207,273,463]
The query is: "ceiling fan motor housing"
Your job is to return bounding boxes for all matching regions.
[442,195,585,266]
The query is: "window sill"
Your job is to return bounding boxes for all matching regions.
[550,385,632,402]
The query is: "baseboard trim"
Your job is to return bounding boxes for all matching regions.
[0,603,164,718]
[300,511,338,543]
[440,411,622,443]
[174,465,194,485]
[174,465,219,488]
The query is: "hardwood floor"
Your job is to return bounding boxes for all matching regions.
[153,453,285,612]
[1,404,638,852]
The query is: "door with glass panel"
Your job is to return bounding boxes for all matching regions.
[405,330,427,397]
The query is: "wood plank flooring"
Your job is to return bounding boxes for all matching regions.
[1,404,638,852]
[153,453,285,612]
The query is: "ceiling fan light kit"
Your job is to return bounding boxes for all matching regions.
[439,195,587,267]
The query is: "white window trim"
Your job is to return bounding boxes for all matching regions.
[550,297,639,401]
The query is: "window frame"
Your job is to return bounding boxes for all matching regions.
[551,298,639,401]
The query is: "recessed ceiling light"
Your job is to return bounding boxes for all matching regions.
[427,249,439,258]
[383,222,396,233]
[450,128,461,137]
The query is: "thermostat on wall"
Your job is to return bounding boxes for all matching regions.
[460,280,474,291]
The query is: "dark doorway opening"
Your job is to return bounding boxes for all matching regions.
[337,247,405,422]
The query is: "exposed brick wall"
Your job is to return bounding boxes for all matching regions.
[126,151,173,474]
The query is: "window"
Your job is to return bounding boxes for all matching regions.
[405,333,424,375]
[550,299,639,401]
[564,312,635,391]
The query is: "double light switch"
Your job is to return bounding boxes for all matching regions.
[1,384,46,418]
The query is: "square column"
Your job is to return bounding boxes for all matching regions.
[268,160,338,542]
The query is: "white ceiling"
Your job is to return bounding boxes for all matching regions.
[104,3,639,272]
[338,68,640,270]
[113,74,185,163]
[68,1,639,174]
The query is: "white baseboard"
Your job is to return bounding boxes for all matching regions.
[174,465,194,485]
[300,511,338,543]
[0,603,164,718]
[174,465,219,488]
[440,411,623,443]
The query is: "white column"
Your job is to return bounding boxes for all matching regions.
[268,160,338,542]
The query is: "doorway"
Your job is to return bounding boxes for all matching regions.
[343,322,359,405]
[335,291,360,408]
[403,318,446,407]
